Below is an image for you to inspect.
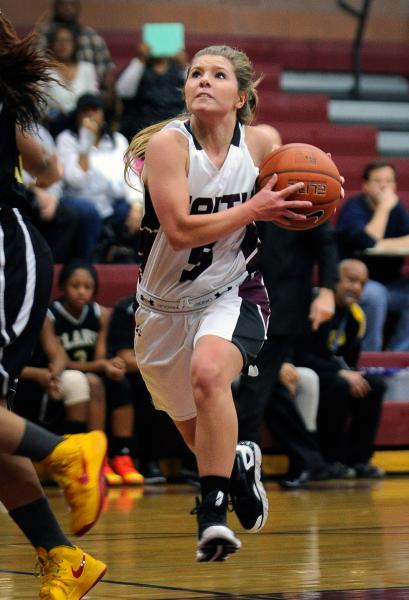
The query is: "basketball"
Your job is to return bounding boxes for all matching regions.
[257,143,342,231]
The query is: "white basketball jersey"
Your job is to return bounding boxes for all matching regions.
[138,119,260,301]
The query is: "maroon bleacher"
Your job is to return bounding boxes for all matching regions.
[15,26,409,77]
[273,123,377,156]
[332,156,409,190]
[359,352,409,447]
[256,92,328,123]
[51,264,139,307]
[179,34,409,76]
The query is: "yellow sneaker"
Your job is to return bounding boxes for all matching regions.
[42,431,107,536]
[111,455,144,485]
[103,463,123,486]
[37,545,106,599]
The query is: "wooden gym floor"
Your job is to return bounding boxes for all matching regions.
[1,478,409,599]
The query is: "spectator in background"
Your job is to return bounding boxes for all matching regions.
[14,315,105,436]
[47,260,144,486]
[235,219,339,489]
[22,123,81,263]
[116,41,186,141]
[39,0,115,96]
[44,23,99,136]
[294,259,386,478]
[278,362,320,434]
[337,161,409,351]
[57,93,143,262]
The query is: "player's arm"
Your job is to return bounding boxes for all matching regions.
[16,127,63,188]
[145,129,310,250]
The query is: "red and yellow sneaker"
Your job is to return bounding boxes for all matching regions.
[37,545,106,599]
[41,431,107,536]
[103,463,122,486]
[111,455,144,485]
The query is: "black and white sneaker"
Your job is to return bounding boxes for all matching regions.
[193,490,241,562]
[230,441,268,532]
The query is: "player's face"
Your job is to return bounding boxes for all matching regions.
[185,55,245,117]
[64,269,96,311]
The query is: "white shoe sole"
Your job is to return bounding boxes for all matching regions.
[196,525,241,562]
[235,441,269,532]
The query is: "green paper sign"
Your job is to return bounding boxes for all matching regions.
[142,22,185,58]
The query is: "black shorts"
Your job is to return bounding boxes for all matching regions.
[0,209,52,399]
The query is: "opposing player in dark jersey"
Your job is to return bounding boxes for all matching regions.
[125,45,316,562]
[0,12,106,598]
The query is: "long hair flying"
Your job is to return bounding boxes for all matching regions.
[0,12,58,130]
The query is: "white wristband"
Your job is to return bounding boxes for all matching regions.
[78,127,96,155]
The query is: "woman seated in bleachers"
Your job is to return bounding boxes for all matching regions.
[56,93,143,262]
[44,23,99,136]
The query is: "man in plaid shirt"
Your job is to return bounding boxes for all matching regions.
[39,0,115,90]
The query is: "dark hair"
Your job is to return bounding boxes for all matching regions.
[67,93,115,143]
[0,12,58,129]
[46,22,79,61]
[362,160,397,181]
[58,260,99,295]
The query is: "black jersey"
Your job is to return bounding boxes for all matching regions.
[47,300,101,362]
[0,102,53,398]
[0,102,31,210]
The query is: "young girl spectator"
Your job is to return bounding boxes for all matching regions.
[46,260,144,486]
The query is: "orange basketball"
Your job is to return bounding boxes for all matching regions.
[257,143,341,231]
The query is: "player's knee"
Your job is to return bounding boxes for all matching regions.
[191,361,225,402]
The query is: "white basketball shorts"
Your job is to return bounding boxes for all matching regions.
[134,284,269,421]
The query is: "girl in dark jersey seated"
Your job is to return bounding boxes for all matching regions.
[47,260,144,486]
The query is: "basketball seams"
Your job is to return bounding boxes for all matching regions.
[256,142,340,230]
[259,168,341,184]
[258,143,335,171]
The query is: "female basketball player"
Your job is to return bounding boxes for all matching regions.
[0,12,106,598]
[125,45,315,562]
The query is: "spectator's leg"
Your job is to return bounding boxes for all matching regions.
[265,381,326,475]
[36,203,81,263]
[385,280,409,351]
[317,373,350,463]
[346,374,386,465]
[61,197,102,261]
[293,367,320,432]
[359,279,388,351]
[235,335,291,444]
[85,374,106,432]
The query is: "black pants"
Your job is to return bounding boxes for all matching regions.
[127,372,184,460]
[35,202,81,264]
[317,373,386,465]
[0,210,52,400]
[235,334,326,473]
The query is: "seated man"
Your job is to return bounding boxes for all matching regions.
[336,160,409,350]
[294,259,387,478]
